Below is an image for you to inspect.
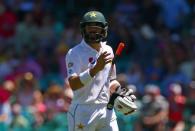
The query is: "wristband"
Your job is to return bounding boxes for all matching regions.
[79,69,93,85]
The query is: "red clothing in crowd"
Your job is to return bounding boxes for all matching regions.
[169,95,186,122]
[0,11,17,38]
[0,86,11,103]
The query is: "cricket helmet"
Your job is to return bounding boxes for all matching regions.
[80,11,108,43]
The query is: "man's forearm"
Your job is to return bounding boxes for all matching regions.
[109,80,120,95]
[68,75,84,90]
[153,111,168,123]
[69,67,98,91]
[145,111,168,125]
[89,66,99,77]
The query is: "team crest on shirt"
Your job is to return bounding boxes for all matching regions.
[89,57,96,64]
[77,123,85,130]
[88,57,96,68]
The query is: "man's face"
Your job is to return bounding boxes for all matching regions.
[83,23,104,43]
[85,24,103,34]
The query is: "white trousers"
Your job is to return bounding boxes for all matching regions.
[67,103,119,131]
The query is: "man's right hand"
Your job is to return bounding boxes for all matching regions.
[90,51,112,77]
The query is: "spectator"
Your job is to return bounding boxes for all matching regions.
[161,56,190,96]
[15,12,38,52]
[168,83,186,131]
[36,14,55,48]
[44,84,64,114]
[9,102,30,130]
[140,84,169,131]
[29,90,46,127]
[0,2,17,39]
[0,80,15,126]
[16,72,38,107]
[184,81,195,131]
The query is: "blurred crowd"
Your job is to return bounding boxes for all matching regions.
[0,0,195,131]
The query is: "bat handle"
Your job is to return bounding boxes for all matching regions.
[116,42,125,56]
[107,93,119,110]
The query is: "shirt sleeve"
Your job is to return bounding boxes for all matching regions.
[65,49,81,79]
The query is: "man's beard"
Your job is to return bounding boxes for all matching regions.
[84,32,104,44]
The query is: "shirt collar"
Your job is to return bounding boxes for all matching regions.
[81,39,103,54]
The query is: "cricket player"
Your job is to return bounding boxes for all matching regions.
[66,11,136,131]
